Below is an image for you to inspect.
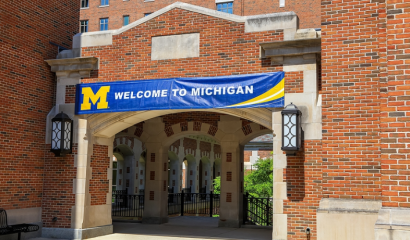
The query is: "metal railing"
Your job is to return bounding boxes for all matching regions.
[243,193,272,226]
[112,194,144,218]
[168,191,220,217]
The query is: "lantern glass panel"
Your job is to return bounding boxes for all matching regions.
[283,113,298,148]
[52,121,61,150]
[64,121,71,150]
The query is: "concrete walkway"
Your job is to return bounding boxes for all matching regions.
[30,217,272,240]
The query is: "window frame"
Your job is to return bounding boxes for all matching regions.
[123,15,130,26]
[80,20,88,33]
[100,18,109,31]
[100,0,109,6]
[81,0,89,8]
[216,2,233,14]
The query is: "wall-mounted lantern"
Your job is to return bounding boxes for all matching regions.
[281,103,303,156]
[50,112,73,156]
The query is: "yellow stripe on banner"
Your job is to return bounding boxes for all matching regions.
[227,78,285,107]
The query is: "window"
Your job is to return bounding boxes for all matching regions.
[100,18,108,31]
[216,2,233,14]
[144,13,152,17]
[81,0,89,8]
[80,20,88,33]
[123,15,130,26]
[279,0,285,7]
[101,0,109,6]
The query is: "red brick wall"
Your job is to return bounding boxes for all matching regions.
[285,71,303,93]
[81,8,283,83]
[0,0,79,213]
[80,0,320,32]
[321,0,382,200]
[90,145,110,205]
[42,145,77,228]
[382,1,410,208]
[284,140,322,240]
[65,85,76,104]
[244,151,251,162]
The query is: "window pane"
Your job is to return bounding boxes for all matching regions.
[113,170,117,183]
[123,16,129,26]
[216,2,233,14]
[113,161,117,169]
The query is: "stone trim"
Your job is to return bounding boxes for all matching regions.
[72,2,298,48]
[42,225,113,240]
[318,198,382,214]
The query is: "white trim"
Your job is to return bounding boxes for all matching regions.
[80,7,89,10]
[73,2,297,48]
[99,5,109,8]
[215,0,234,3]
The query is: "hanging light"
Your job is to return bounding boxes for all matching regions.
[281,103,303,156]
[50,112,73,156]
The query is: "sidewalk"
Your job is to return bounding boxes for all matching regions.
[30,216,272,240]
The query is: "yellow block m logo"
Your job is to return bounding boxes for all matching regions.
[80,86,110,110]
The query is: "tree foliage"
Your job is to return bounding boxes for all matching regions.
[244,158,273,198]
[213,176,221,194]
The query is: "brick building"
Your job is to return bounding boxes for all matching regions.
[1,1,409,240]
[79,0,320,32]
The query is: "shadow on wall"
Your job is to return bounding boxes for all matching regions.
[285,141,305,201]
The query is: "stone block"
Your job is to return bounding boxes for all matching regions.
[151,33,199,60]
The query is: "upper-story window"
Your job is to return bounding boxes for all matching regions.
[101,0,109,6]
[279,0,285,7]
[100,18,108,31]
[123,16,130,26]
[216,2,233,14]
[144,13,152,17]
[80,20,88,33]
[81,0,89,8]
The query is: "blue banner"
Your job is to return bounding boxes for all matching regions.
[75,72,284,115]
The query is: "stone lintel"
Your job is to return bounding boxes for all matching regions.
[318,198,382,214]
[45,57,98,75]
[260,38,321,58]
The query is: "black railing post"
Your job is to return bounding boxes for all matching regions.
[243,192,249,224]
[209,191,213,217]
[181,190,184,216]
[266,198,270,226]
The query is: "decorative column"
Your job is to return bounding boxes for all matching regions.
[44,53,114,238]
[218,115,243,228]
[272,111,288,240]
[141,118,168,224]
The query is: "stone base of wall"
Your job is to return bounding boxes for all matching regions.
[42,224,113,240]
[317,198,381,240]
[375,207,410,240]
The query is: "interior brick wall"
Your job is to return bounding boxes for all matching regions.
[0,0,79,214]
[183,138,197,154]
[162,112,222,128]
[284,140,322,240]
[90,145,110,205]
[79,0,320,32]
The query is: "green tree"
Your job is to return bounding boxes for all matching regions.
[213,176,221,194]
[244,158,273,197]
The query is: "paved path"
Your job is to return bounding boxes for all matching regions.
[31,217,272,240]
